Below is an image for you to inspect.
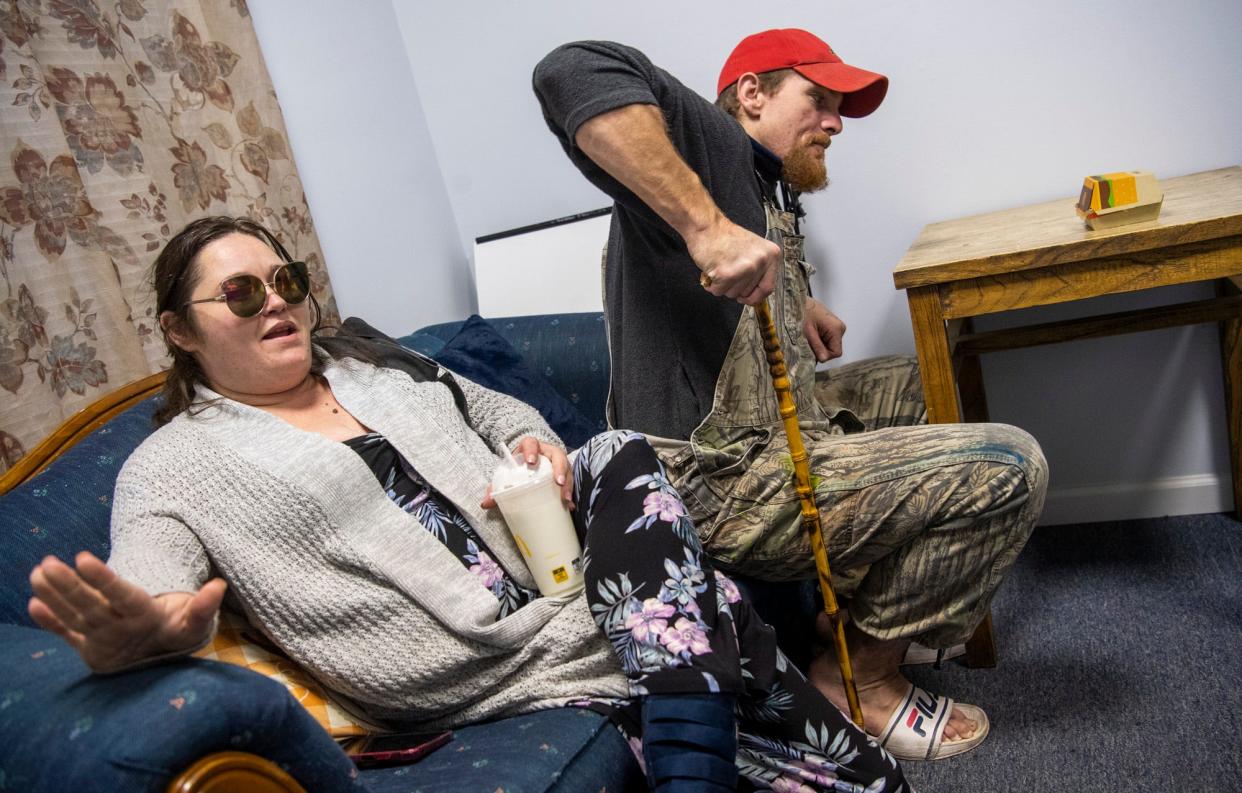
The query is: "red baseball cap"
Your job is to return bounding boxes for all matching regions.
[717,28,888,118]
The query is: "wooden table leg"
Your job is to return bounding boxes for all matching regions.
[907,287,963,423]
[951,318,991,423]
[1217,278,1242,516]
[951,318,996,663]
[908,288,997,666]
[962,612,997,669]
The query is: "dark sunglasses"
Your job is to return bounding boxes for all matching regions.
[183,260,310,318]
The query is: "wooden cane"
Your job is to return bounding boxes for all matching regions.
[754,299,865,730]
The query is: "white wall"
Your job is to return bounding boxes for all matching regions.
[263,1,1242,523]
[248,0,471,335]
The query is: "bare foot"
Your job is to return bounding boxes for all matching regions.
[811,615,980,743]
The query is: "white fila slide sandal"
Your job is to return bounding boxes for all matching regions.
[874,684,989,761]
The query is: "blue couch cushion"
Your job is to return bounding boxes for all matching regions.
[0,399,159,626]
[360,708,641,792]
[0,622,640,793]
[401,313,610,435]
[0,624,362,793]
[396,330,446,360]
[433,315,599,448]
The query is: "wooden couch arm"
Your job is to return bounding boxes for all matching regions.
[0,371,166,493]
[168,752,309,793]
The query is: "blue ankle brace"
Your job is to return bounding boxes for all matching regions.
[641,693,738,791]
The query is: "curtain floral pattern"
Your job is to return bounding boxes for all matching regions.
[0,0,339,472]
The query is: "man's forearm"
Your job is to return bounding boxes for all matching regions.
[573,104,726,244]
[573,103,780,305]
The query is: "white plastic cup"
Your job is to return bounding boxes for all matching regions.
[490,453,584,597]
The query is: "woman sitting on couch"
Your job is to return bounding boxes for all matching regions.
[27,216,908,792]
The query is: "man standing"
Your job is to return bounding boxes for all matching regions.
[534,29,1047,760]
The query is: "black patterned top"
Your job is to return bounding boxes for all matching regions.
[344,432,538,618]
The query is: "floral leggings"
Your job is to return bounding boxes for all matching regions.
[570,431,910,793]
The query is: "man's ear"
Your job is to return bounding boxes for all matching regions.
[735,72,766,120]
[160,310,199,354]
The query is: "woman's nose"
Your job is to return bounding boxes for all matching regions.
[262,284,289,314]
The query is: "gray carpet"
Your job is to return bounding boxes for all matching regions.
[898,513,1242,792]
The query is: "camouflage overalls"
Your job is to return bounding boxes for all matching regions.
[648,198,1049,647]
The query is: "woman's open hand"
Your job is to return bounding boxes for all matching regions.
[480,436,575,509]
[28,551,225,673]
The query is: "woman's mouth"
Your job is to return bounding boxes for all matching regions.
[262,322,297,340]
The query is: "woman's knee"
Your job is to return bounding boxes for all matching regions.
[588,428,649,447]
[578,429,655,471]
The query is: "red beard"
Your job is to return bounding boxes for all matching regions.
[782,137,829,193]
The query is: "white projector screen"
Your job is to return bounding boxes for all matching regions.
[473,209,611,316]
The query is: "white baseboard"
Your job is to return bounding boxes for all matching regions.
[1038,473,1233,526]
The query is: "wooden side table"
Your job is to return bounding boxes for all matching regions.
[893,166,1242,666]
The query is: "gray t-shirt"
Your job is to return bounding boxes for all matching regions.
[534,41,766,440]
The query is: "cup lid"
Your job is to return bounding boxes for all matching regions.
[491,453,554,493]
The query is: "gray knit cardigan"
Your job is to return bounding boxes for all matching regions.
[108,355,630,727]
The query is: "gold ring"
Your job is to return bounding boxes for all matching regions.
[699,272,714,288]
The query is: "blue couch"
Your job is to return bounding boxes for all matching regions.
[0,313,643,793]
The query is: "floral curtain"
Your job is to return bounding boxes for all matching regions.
[0,0,339,472]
